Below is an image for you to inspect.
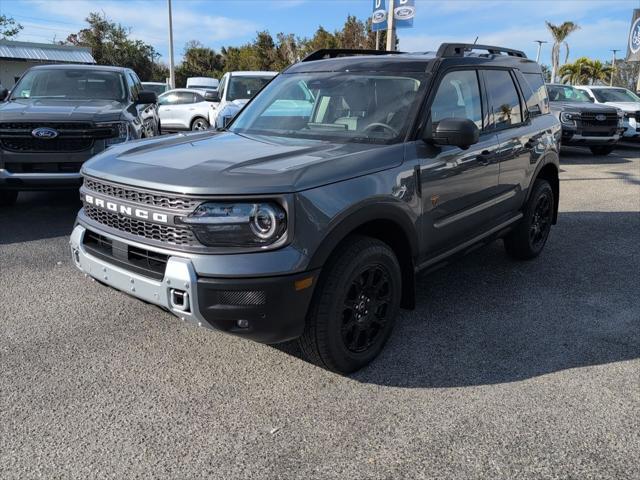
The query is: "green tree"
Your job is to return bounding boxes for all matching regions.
[559,57,613,85]
[63,12,160,80]
[175,40,223,87]
[546,21,580,83]
[0,14,23,39]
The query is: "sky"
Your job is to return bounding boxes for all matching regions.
[1,0,639,66]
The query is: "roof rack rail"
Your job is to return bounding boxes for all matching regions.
[436,43,527,59]
[301,49,405,62]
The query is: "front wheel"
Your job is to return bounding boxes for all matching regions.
[298,236,402,374]
[589,145,615,156]
[191,117,209,131]
[0,190,18,207]
[504,179,554,260]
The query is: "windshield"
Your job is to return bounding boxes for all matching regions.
[142,83,168,95]
[229,72,426,143]
[547,85,591,103]
[592,88,640,103]
[11,69,127,101]
[227,76,274,101]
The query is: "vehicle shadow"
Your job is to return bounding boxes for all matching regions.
[276,211,640,387]
[0,191,80,244]
[560,146,633,165]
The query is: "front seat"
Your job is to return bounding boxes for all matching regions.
[334,85,370,131]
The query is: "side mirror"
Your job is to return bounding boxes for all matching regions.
[427,118,479,150]
[136,90,157,105]
[204,91,220,102]
[0,89,8,101]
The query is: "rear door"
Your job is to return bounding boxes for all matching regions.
[417,68,501,255]
[483,69,546,215]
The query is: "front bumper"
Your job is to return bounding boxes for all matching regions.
[70,225,317,344]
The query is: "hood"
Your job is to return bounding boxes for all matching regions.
[82,131,403,195]
[549,101,619,113]
[232,99,249,108]
[0,98,125,123]
[600,101,640,112]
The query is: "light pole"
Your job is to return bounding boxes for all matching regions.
[610,49,620,86]
[534,40,547,63]
[386,0,396,51]
[167,0,175,89]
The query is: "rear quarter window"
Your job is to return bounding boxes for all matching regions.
[522,72,550,116]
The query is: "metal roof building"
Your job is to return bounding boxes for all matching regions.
[0,39,96,88]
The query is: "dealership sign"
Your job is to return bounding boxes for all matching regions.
[627,9,640,61]
[372,0,388,31]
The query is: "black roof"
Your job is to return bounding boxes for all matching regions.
[287,43,541,75]
[28,64,129,72]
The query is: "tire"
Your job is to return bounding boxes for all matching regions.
[298,235,402,374]
[191,117,209,131]
[0,190,18,207]
[589,145,615,156]
[504,179,554,260]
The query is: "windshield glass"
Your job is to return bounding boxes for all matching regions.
[547,85,591,103]
[229,72,426,143]
[227,76,274,101]
[142,83,168,95]
[592,88,640,103]
[11,69,127,101]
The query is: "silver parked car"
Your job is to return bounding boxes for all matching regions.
[157,88,217,131]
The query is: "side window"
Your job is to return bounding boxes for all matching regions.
[218,74,227,101]
[484,70,523,128]
[175,92,195,104]
[193,93,205,103]
[430,70,483,130]
[126,72,140,100]
[521,72,550,115]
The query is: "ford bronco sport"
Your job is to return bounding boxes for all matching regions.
[0,65,159,206]
[70,44,561,373]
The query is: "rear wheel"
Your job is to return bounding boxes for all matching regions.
[191,117,209,131]
[589,145,615,156]
[504,179,554,260]
[0,190,18,207]
[298,236,402,374]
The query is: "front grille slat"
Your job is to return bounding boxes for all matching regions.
[84,178,200,211]
[84,205,195,246]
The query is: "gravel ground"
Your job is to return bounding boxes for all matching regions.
[1,144,639,479]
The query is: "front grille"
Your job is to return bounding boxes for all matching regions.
[0,122,114,153]
[581,131,615,137]
[84,205,196,246]
[83,229,169,280]
[580,112,618,128]
[1,138,93,153]
[84,178,200,211]
[5,162,83,173]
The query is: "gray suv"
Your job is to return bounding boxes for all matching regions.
[70,44,561,373]
[0,65,158,206]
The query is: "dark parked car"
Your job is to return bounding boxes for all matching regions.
[0,65,159,206]
[547,83,623,156]
[70,44,561,373]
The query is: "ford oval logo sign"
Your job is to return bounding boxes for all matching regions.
[595,114,606,121]
[394,6,415,20]
[630,17,640,54]
[31,127,59,139]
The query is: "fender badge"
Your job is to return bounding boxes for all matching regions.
[431,194,440,207]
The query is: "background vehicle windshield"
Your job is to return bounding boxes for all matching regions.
[11,69,127,101]
[229,72,426,143]
[142,83,168,95]
[548,85,591,103]
[227,76,273,101]
[592,88,640,103]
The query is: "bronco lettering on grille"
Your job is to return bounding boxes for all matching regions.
[84,194,169,224]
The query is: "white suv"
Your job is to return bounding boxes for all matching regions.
[209,71,277,129]
[157,88,217,131]
[575,86,640,139]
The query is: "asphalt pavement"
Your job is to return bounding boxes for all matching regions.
[1,144,639,479]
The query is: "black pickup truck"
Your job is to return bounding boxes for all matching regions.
[0,64,159,206]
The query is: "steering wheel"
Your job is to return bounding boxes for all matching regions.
[363,122,399,137]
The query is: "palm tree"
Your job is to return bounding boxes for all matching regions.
[587,60,613,85]
[546,21,580,83]
[558,57,591,85]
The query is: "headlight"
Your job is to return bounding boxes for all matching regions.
[96,121,130,145]
[560,112,580,124]
[178,202,287,247]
